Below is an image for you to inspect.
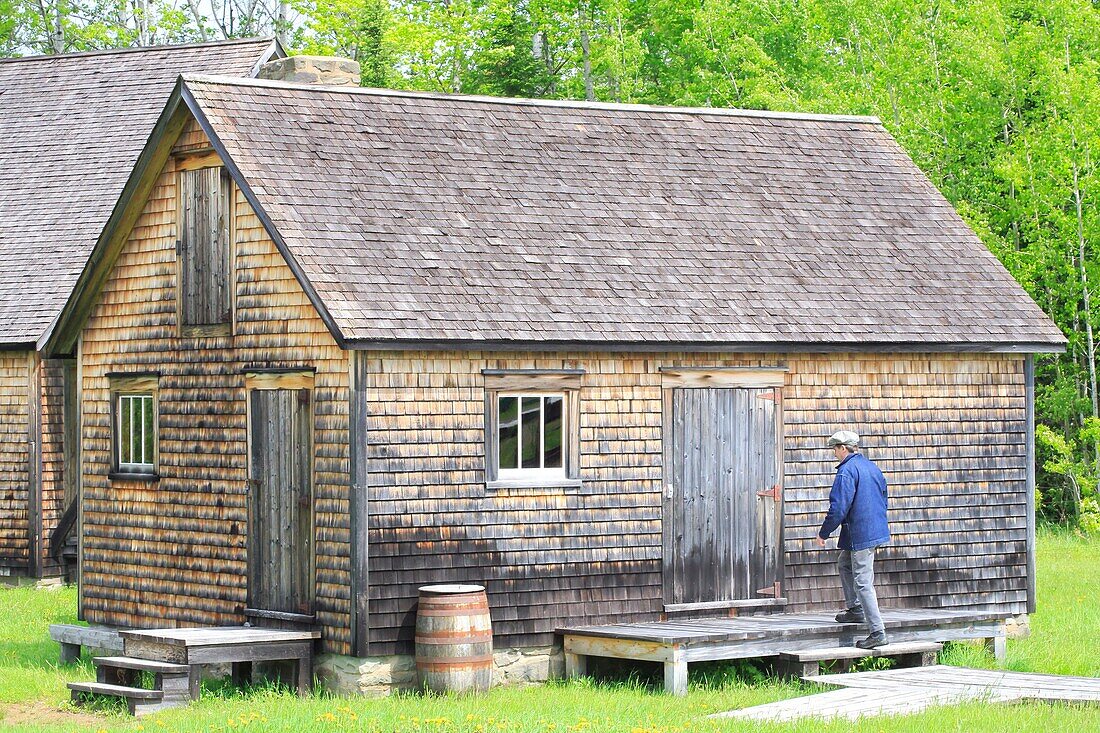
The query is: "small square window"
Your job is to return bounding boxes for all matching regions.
[483,370,582,489]
[497,394,564,479]
[117,394,156,473]
[110,375,159,479]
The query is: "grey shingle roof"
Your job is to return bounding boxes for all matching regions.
[0,39,277,346]
[192,78,1068,347]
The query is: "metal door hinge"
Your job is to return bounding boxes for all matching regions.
[756,582,781,597]
[756,483,782,501]
[756,389,778,401]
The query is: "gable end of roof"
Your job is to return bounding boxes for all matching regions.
[43,77,345,355]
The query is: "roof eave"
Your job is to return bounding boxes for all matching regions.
[342,338,1067,355]
[0,341,37,352]
[42,78,193,357]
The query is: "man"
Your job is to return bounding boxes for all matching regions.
[815,430,890,649]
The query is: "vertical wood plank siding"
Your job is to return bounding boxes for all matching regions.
[363,352,1027,654]
[79,120,351,653]
[76,117,1027,655]
[0,352,32,572]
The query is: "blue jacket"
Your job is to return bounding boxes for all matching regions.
[818,453,890,551]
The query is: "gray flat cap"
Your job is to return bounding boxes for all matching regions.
[827,430,860,448]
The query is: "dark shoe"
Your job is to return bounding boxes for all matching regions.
[855,631,888,649]
[835,608,866,623]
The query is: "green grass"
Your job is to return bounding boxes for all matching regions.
[2,528,1098,732]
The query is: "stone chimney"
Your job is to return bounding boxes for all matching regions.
[258,55,361,87]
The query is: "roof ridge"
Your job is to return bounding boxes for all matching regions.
[182,73,882,125]
[0,37,274,65]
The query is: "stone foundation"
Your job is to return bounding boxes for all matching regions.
[316,645,564,696]
[1005,613,1030,639]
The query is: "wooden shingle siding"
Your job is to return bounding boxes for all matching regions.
[37,357,69,575]
[364,351,1026,654]
[79,120,351,654]
[782,354,1027,612]
[0,352,32,572]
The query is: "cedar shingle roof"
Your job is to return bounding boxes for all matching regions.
[0,39,277,346]
[67,74,1064,351]
[183,77,1064,348]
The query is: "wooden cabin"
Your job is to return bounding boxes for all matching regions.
[0,39,281,583]
[46,76,1065,689]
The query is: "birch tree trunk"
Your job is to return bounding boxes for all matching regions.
[579,6,593,101]
[186,0,209,41]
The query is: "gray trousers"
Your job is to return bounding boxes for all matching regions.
[838,547,884,634]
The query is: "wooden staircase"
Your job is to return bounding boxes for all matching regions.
[69,657,194,715]
[63,626,319,715]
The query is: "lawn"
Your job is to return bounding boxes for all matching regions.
[1,529,1098,733]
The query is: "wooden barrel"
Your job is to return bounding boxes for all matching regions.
[415,584,493,693]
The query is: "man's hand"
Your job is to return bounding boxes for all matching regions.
[815,535,827,548]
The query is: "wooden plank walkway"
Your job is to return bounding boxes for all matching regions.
[712,665,1100,722]
[559,608,1006,695]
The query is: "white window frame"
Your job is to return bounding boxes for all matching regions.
[496,392,566,481]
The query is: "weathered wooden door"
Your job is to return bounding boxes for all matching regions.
[248,388,314,615]
[663,387,783,607]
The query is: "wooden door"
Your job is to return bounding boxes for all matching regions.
[248,388,314,615]
[663,387,782,607]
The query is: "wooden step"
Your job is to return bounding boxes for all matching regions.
[782,641,943,663]
[782,647,872,663]
[872,641,943,656]
[69,681,186,716]
[93,656,190,675]
[68,681,162,700]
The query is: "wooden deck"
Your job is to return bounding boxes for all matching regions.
[66,626,320,715]
[713,665,1100,721]
[558,608,1006,695]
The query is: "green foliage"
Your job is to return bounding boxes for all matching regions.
[293,0,393,86]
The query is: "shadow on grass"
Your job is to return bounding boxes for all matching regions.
[582,655,791,693]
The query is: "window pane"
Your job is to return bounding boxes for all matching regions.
[521,397,542,469]
[544,396,563,468]
[142,396,155,467]
[498,396,518,470]
[130,397,142,466]
[118,397,132,465]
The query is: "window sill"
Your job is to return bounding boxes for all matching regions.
[108,471,160,483]
[179,323,232,339]
[486,478,583,492]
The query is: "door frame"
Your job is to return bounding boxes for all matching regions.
[659,366,787,612]
[244,369,317,619]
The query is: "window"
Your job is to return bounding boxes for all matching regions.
[110,375,159,479]
[484,370,582,489]
[497,394,564,479]
[177,164,232,332]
